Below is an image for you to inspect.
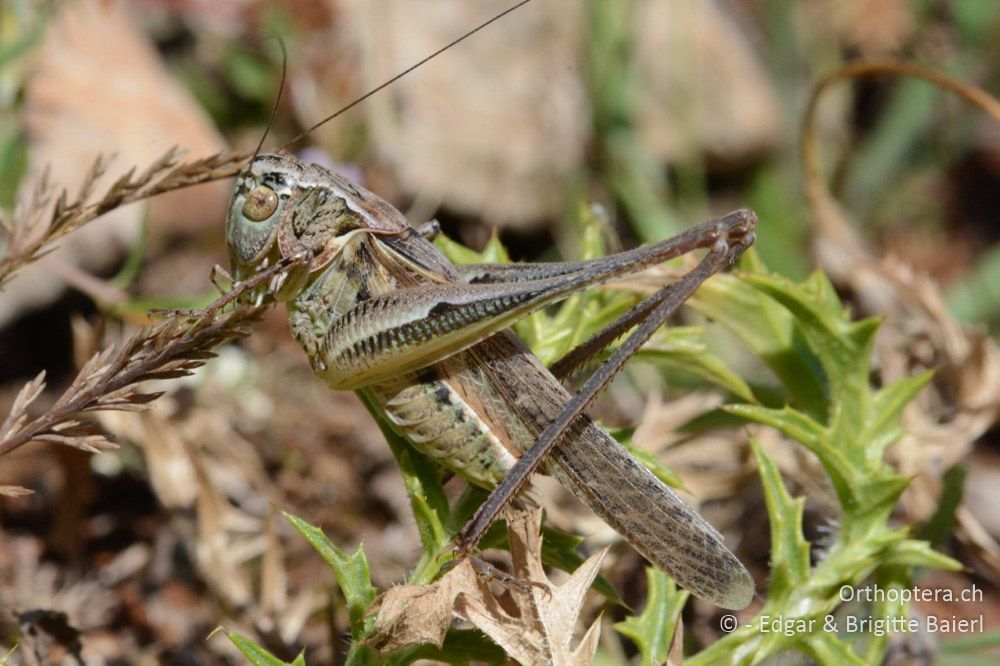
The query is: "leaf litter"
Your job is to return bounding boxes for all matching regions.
[369,505,604,665]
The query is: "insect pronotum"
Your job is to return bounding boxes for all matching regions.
[225,0,756,610]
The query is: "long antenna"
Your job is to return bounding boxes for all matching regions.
[279,0,534,151]
[252,36,289,163]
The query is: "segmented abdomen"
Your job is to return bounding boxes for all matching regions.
[368,372,517,488]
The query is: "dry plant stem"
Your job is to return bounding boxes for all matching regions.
[0,252,308,459]
[801,59,1000,225]
[0,149,250,287]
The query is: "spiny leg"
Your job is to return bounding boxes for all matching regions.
[454,210,754,285]
[451,214,756,558]
[548,281,663,381]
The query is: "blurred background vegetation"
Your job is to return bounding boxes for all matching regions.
[3,0,1000,663]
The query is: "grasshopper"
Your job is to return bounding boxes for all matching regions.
[222,0,757,612]
[225,153,756,609]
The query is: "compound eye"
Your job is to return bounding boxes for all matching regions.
[243,185,278,221]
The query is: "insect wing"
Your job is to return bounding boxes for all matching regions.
[470,332,755,610]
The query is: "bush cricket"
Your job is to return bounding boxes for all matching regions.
[225,156,755,609]
[224,1,756,611]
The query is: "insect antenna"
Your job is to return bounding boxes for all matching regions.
[250,35,288,165]
[278,0,534,151]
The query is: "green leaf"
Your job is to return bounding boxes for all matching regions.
[637,326,756,402]
[804,631,866,666]
[851,474,911,518]
[434,233,483,265]
[882,539,962,571]
[690,273,830,419]
[357,390,450,583]
[614,568,689,666]
[283,513,377,640]
[617,436,686,491]
[744,272,879,398]
[724,404,825,451]
[916,464,966,549]
[226,629,307,666]
[865,371,933,457]
[479,229,512,264]
[751,441,811,588]
[686,258,952,665]
[728,403,862,508]
[434,230,510,265]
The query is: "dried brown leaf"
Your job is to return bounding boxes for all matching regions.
[666,615,685,666]
[368,561,475,652]
[190,438,256,607]
[0,485,34,498]
[368,506,605,665]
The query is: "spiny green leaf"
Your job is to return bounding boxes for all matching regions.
[866,371,934,455]
[850,474,911,518]
[728,403,862,508]
[752,441,811,587]
[690,273,829,419]
[881,539,962,571]
[744,272,878,385]
[283,513,377,640]
[801,269,844,316]
[638,326,756,401]
[724,404,825,450]
[614,568,689,666]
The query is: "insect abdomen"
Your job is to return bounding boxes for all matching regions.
[368,372,517,488]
